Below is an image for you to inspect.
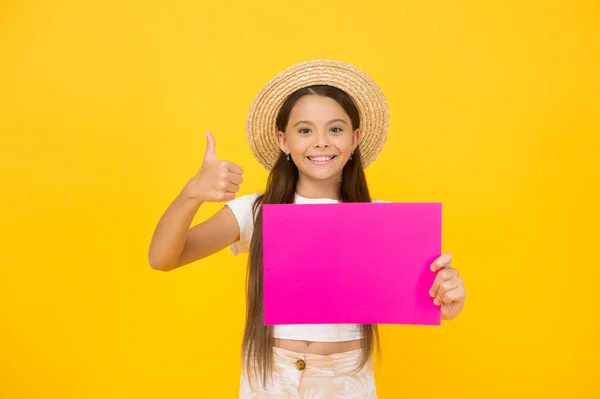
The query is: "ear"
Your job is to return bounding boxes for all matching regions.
[352,128,360,151]
[278,130,289,154]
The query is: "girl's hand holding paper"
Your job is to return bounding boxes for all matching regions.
[429,253,466,320]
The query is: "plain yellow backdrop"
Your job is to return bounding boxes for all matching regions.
[1,1,598,398]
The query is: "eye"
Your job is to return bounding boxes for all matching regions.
[298,128,311,134]
[330,127,343,133]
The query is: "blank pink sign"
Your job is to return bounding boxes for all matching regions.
[262,202,442,326]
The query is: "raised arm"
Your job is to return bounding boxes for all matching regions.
[148,132,244,271]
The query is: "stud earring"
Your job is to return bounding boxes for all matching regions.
[286,153,290,161]
[349,150,354,161]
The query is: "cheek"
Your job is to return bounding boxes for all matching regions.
[285,141,299,154]
[286,137,309,153]
[332,136,355,152]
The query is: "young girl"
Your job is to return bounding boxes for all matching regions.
[148,60,466,398]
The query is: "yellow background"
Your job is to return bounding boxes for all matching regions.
[1,1,598,397]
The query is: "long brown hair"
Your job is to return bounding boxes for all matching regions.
[241,85,380,388]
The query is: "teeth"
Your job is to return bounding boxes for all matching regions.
[309,156,333,162]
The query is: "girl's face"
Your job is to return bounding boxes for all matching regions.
[278,95,359,183]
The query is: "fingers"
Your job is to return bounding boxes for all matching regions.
[204,131,217,162]
[226,162,244,175]
[441,300,465,320]
[430,253,452,272]
[433,276,462,306]
[211,183,238,203]
[220,161,243,187]
[202,132,243,175]
[442,283,466,305]
[429,267,458,299]
[197,133,244,202]
[218,161,243,183]
[224,182,240,194]
[218,164,241,197]
[219,192,235,201]
[228,172,243,185]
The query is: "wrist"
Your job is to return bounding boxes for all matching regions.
[178,186,204,208]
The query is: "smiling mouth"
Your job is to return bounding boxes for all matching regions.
[307,155,336,162]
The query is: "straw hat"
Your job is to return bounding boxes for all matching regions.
[246,59,390,170]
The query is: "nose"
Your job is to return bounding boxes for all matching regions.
[313,131,330,148]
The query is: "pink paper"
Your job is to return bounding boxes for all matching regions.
[262,202,442,326]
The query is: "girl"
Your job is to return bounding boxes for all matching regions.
[148,60,466,398]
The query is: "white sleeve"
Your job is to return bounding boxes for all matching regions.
[224,193,259,255]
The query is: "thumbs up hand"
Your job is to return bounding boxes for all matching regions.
[183,131,244,203]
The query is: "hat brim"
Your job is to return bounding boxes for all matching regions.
[246,59,390,170]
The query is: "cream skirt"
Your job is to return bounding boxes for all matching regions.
[239,347,377,398]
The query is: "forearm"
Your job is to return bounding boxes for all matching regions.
[148,190,203,271]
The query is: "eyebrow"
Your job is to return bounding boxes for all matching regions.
[293,118,347,127]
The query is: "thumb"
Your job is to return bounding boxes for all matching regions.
[203,131,217,162]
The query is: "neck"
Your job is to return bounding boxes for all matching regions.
[295,174,341,200]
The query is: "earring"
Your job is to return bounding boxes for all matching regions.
[286,153,290,161]
[349,150,354,161]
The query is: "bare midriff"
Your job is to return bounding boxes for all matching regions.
[273,338,363,355]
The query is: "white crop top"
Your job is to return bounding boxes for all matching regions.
[225,192,377,342]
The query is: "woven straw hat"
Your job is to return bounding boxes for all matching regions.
[246,59,390,170]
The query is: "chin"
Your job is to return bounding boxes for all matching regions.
[302,166,343,181]
[306,172,339,181]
